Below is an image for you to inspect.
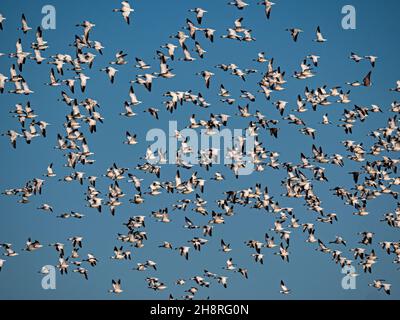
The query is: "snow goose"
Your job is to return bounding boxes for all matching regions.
[135,57,151,70]
[146,260,157,270]
[251,253,264,264]
[73,267,88,280]
[228,0,249,10]
[127,86,141,106]
[189,8,207,24]
[49,243,65,257]
[124,131,137,145]
[0,73,7,93]
[39,266,51,275]
[221,28,241,40]
[203,28,215,42]
[30,49,46,64]
[144,107,159,120]
[4,248,18,257]
[109,279,123,294]
[37,203,53,213]
[195,41,206,58]
[307,54,320,67]
[62,79,75,93]
[111,51,128,65]
[369,280,391,295]
[38,121,50,137]
[329,236,347,246]
[349,52,363,63]
[76,73,90,92]
[159,241,173,250]
[364,55,377,67]
[286,28,303,42]
[275,243,290,262]
[19,14,32,34]
[258,1,275,19]
[0,259,5,271]
[2,130,21,149]
[184,19,201,40]
[220,239,232,252]
[83,254,98,267]
[68,236,83,248]
[100,67,118,83]
[113,1,134,24]
[90,40,104,55]
[46,68,60,86]
[23,238,43,252]
[57,257,69,275]
[196,70,214,89]
[31,26,48,50]
[217,276,228,288]
[133,74,156,92]
[0,14,5,30]
[254,52,268,63]
[177,246,190,260]
[389,81,400,92]
[280,280,291,294]
[314,26,327,42]
[179,42,196,62]
[161,43,177,60]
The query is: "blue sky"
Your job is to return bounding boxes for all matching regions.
[0,0,399,299]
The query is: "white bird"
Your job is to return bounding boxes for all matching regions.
[128,85,142,106]
[177,246,190,260]
[45,163,56,177]
[113,1,134,25]
[73,267,88,280]
[30,49,46,64]
[46,68,60,86]
[23,238,43,252]
[109,279,123,294]
[124,131,137,145]
[135,57,151,70]
[39,266,51,275]
[389,81,400,92]
[369,280,391,295]
[100,66,118,83]
[37,203,53,213]
[19,14,32,34]
[280,280,291,294]
[161,43,178,61]
[365,55,378,67]
[196,71,214,89]
[286,28,303,42]
[76,73,90,92]
[258,0,275,19]
[189,8,208,24]
[228,0,249,10]
[180,43,196,62]
[349,52,363,63]
[0,259,5,271]
[0,73,8,93]
[2,130,21,149]
[314,26,327,42]
[0,14,5,30]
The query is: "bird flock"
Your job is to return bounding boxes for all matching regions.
[0,1,399,299]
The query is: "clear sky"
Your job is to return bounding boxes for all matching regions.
[0,0,399,300]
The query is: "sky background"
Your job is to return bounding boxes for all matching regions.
[0,0,399,300]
